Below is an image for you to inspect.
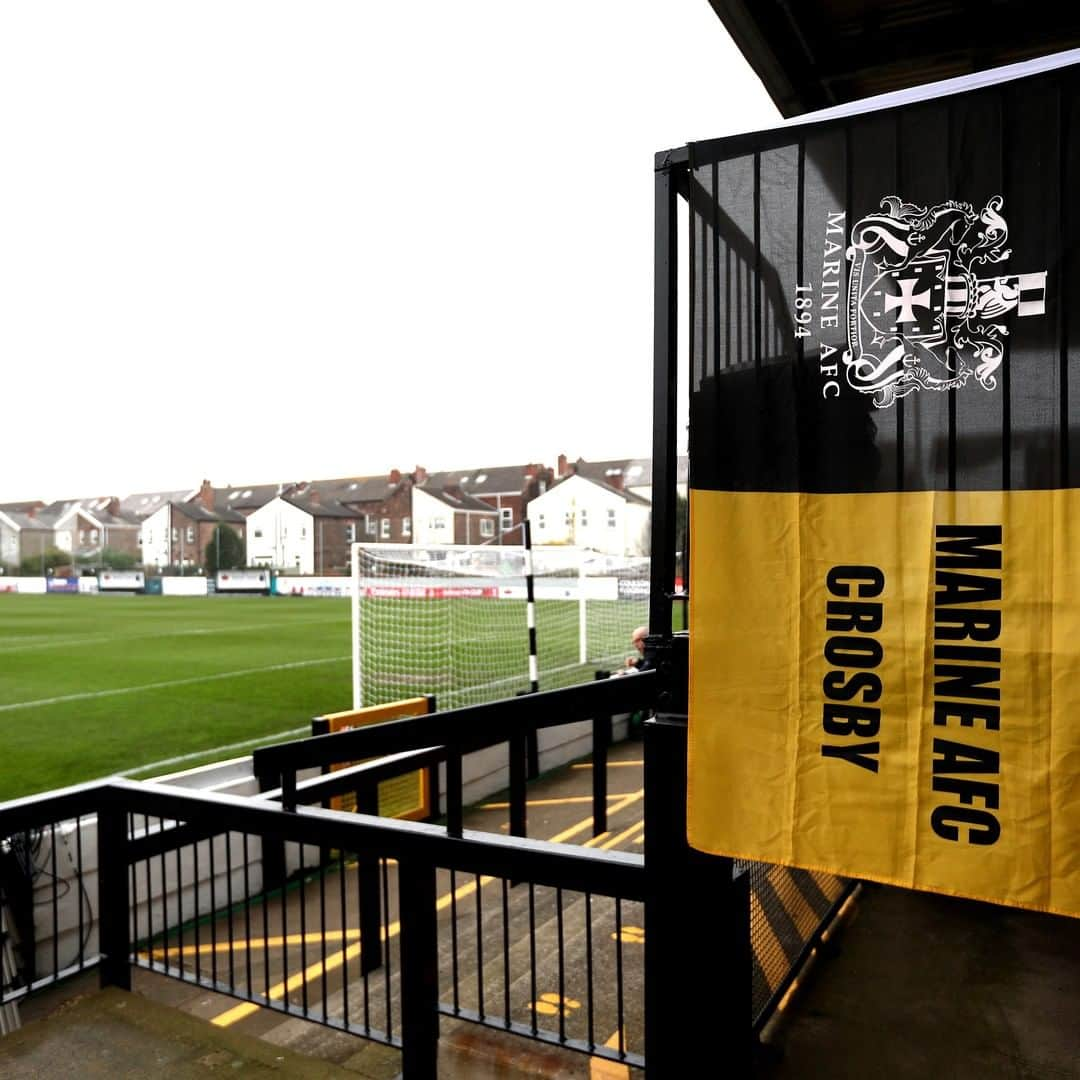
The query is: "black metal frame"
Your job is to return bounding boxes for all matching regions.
[0,146,852,1078]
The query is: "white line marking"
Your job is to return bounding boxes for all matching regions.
[118,725,312,776]
[0,616,345,655]
[0,655,350,713]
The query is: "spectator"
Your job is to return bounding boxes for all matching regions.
[625,625,652,671]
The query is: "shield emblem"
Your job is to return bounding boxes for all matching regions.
[860,251,948,350]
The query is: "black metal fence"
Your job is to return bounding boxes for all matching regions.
[1,658,855,1075]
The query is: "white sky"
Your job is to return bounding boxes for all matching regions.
[0,2,779,504]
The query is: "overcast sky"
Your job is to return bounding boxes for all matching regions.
[0,2,779,503]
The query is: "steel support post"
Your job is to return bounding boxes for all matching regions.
[509,732,528,839]
[592,671,611,836]
[356,783,383,976]
[650,161,679,640]
[97,803,131,991]
[399,860,439,1079]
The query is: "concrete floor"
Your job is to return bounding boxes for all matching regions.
[7,737,1080,1078]
[759,884,1080,1079]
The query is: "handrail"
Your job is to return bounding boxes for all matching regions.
[108,779,645,899]
[0,780,105,835]
[258,746,445,805]
[252,670,655,776]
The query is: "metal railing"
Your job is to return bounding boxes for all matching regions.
[0,656,853,1076]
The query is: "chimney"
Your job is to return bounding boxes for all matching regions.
[26,506,36,520]
[309,487,322,507]
[557,453,568,477]
[414,466,427,485]
[199,479,215,510]
[389,469,401,484]
[107,496,120,515]
[608,471,624,492]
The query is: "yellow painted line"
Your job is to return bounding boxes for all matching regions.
[478,794,636,810]
[767,866,819,940]
[571,761,643,769]
[598,820,644,851]
[750,890,787,993]
[590,1028,630,1079]
[142,930,361,959]
[211,789,644,1028]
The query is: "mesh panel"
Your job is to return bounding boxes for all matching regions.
[353,544,650,708]
[742,861,849,1023]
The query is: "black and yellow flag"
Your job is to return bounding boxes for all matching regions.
[687,55,1080,916]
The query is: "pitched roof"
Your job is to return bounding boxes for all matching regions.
[425,464,548,496]
[281,495,358,519]
[170,501,246,524]
[417,487,499,513]
[120,489,198,518]
[562,456,688,489]
[546,472,652,506]
[0,501,45,515]
[216,483,293,512]
[310,476,400,503]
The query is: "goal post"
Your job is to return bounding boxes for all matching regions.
[351,542,650,710]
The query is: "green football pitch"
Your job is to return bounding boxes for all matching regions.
[0,594,356,801]
[0,593,656,802]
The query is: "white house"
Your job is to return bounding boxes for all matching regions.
[139,505,172,569]
[526,473,651,556]
[245,495,357,574]
[411,486,499,546]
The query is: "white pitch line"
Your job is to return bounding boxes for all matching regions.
[0,655,350,713]
[118,725,313,776]
[0,615,346,655]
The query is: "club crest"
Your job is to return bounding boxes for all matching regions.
[844,196,1046,408]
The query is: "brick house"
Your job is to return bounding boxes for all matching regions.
[314,471,416,546]
[424,463,554,542]
[137,482,246,569]
[49,498,142,564]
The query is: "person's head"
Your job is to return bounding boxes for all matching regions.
[631,626,648,655]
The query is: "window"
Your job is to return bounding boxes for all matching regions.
[538,514,546,530]
[580,509,588,527]
[254,529,263,539]
[565,511,573,526]
[78,530,86,545]
[480,519,494,538]
[171,528,178,543]
[403,517,411,538]
[432,517,446,530]
[365,515,376,536]
[186,527,195,544]
[607,509,617,528]
[381,518,391,539]
[345,523,355,543]
[90,529,99,543]
[301,527,307,539]
[500,508,513,531]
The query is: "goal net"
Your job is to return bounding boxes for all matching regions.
[351,543,651,709]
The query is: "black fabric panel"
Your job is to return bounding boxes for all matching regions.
[758,145,799,367]
[690,64,1071,495]
[896,102,951,492]
[1005,79,1062,490]
[849,115,901,491]
[950,93,1007,490]
[1066,76,1080,488]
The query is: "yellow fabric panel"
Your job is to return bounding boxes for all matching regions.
[688,488,1080,917]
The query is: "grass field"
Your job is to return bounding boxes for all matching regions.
[0,594,354,801]
[1,592,655,802]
